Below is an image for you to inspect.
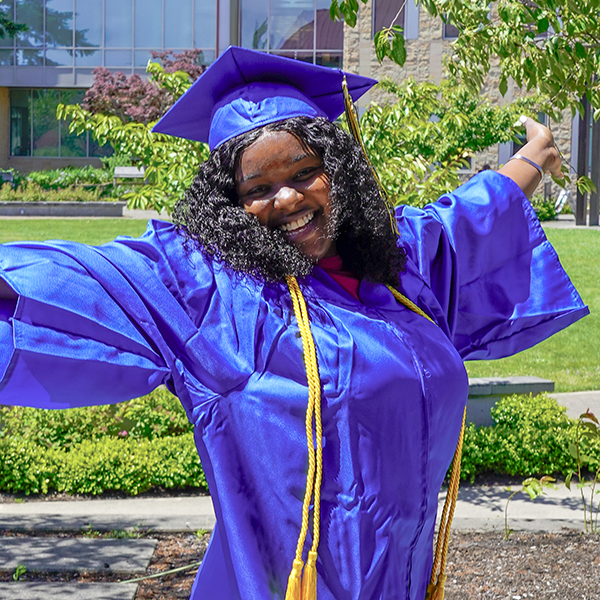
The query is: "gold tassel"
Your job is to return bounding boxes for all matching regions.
[285,559,304,600]
[301,550,318,600]
[342,76,399,236]
[425,576,446,600]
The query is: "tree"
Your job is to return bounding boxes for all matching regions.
[332,0,600,117]
[58,62,209,214]
[359,78,536,206]
[82,50,206,125]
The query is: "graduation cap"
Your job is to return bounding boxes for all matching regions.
[152,46,377,150]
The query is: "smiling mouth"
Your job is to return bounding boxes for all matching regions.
[279,211,315,233]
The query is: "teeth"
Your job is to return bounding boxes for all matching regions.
[280,212,315,232]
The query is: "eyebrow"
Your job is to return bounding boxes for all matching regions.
[237,152,320,184]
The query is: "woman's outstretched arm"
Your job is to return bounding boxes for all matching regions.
[498,116,563,199]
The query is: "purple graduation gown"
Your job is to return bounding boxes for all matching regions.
[0,172,588,600]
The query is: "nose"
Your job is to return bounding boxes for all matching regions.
[273,186,302,211]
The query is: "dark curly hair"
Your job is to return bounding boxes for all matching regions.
[173,116,406,286]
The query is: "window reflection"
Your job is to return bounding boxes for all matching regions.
[75,0,102,47]
[135,0,162,48]
[16,48,43,65]
[105,49,132,66]
[45,0,73,47]
[240,0,268,49]
[74,49,101,66]
[10,88,111,157]
[46,48,73,66]
[60,88,86,157]
[194,0,216,49]
[165,0,193,48]
[10,89,30,157]
[240,0,343,62]
[15,0,44,47]
[32,89,60,157]
[0,50,14,65]
[0,0,14,48]
[105,0,132,47]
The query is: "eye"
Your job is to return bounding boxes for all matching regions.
[295,164,322,181]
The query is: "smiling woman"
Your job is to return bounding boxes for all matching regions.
[0,46,588,600]
[236,131,335,262]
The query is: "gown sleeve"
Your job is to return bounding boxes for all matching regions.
[0,220,203,410]
[396,170,589,361]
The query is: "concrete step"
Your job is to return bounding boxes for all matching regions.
[467,376,555,426]
[0,537,157,573]
[0,582,137,599]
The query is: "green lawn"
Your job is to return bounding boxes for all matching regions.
[1,220,597,392]
[0,218,150,245]
[466,228,600,392]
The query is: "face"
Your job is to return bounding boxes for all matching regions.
[236,130,337,262]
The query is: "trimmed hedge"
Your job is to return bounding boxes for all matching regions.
[0,433,206,496]
[1,391,598,495]
[460,393,600,482]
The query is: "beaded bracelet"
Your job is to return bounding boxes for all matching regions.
[508,154,544,180]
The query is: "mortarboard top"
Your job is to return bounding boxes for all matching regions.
[152,46,377,150]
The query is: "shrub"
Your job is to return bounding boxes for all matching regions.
[0,182,119,203]
[530,193,557,221]
[0,433,205,496]
[460,393,600,482]
[0,387,192,448]
[26,166,113,191]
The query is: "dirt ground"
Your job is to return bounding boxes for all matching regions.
[1,529,599,599]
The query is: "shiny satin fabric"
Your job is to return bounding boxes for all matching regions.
[0,171,588,599]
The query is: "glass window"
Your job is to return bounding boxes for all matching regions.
[74,49,102,66]
[315,4,342,49]
[372,0,404,38]
[135,0,162,48]
[46,0,74,48]
[240,0,268,49]
[16,48,43,65]
[270,0,313,50]
[46,48,74,66]
[105,49,132,66]
[75,0,102,47]
[59,89,86,157]
[134,49,153,67]
[443,21,459,39]
[165,0,192,48]
[10,88,31,157]
[199,48,215,65]
[32,89,60,157]
[194,0,216,49]
[315,51,342,68]
[15,0,44,47]
[0,0,15,48]
[0,49,14,65]
[105,0,132,47]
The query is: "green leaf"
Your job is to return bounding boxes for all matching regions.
[499,77,508,97]
[574,42,586,60]
[565,472,573,490]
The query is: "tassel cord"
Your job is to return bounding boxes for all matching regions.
[285,277,465,600]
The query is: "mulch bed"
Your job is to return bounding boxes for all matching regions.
[1,529,599,598]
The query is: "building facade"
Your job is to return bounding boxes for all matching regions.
[0,0,578,182]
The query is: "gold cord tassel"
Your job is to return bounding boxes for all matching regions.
[342,76,399,236]
[285,276,323,600]
[285,277,464,600]
[285,559,304,600]
[301,550,318,600]
[426,409,467,600]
